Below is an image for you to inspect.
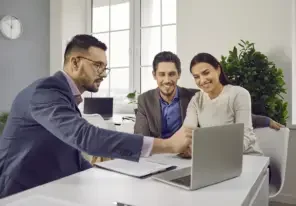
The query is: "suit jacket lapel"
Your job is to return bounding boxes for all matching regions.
[179,87,190,121]
[54,71,82,117]
[153,88,162,135]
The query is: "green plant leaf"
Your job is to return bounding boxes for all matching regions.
[0,112,9,134]
[221,40,288,125]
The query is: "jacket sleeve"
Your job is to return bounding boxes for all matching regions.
[251,114,270,128]
[29,86,144,162]
[134,95,151,136]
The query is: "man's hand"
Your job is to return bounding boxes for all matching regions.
[269,119,284,130]
[165,126,192,153]
[151,127,192,155]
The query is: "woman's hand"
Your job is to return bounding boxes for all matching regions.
[178,145,192,159]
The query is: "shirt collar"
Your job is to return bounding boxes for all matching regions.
[61,70,81,96]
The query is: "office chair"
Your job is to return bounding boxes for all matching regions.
[254,127,289,200]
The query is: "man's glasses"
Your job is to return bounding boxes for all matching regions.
[77,56,110,75]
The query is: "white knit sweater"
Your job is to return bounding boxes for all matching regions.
[183,84,263,155]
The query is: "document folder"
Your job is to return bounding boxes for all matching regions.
[94,159,176,178]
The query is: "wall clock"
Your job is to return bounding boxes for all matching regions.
[0,15,23,40]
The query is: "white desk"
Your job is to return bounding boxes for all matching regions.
[83,113,135,126]
[82,113,135,132]
[0,155,269,206]
[106,113,135,125]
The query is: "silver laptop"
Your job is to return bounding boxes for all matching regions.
[152,123,244,190]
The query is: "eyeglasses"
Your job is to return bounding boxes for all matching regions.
[77,56,110,75]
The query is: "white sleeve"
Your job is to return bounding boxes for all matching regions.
[233,87,257,151]
[140,136,154,157]
[183,93,199,129]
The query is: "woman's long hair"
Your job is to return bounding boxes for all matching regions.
[189,53,231,85]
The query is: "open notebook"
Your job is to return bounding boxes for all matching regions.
[94,159,176,178]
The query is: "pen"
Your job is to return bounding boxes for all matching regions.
[113,201,135,206]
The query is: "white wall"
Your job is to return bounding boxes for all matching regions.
[50,0,89,75]
[177,0,292,100]
[0,0,50,112]
[177,0,296,203]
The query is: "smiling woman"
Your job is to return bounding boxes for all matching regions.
[189,53,231,99]
[183,52,263,156]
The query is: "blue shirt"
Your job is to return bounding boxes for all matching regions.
[160,88,182,138]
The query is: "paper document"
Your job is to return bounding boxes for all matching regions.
[94,159,176,178]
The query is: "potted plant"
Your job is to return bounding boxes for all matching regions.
[126,90,139,115]
[220,40,288,125]
[0,112,9,135]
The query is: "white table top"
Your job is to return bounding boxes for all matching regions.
[0,154,269,206]
[107,113,135,125]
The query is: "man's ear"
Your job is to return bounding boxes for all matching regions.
[70,57,79,71]
[177,71,181,80]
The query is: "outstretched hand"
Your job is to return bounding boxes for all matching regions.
[166,126,192,154]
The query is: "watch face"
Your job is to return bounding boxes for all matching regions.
[0,15,22,39]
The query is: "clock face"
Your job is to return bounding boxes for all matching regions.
[0,15,22,40]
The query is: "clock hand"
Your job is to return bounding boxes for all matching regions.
[10,18,12,37]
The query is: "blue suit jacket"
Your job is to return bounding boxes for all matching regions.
[0,71,144,198]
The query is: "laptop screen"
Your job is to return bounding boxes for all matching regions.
[83,97,113,118]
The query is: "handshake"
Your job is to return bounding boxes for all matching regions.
[151,126,193,158]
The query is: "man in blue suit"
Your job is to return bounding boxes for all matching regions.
[0,35,192,198]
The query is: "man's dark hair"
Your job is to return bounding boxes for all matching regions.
[64,34,107,63]
[152,51,181,74]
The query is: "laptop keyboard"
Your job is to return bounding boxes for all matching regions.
[171,175,191,186]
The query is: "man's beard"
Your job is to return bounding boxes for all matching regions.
[83,80,100,93]
[83,75,104,93]
[160,85,175,97]
[85,85,98,93]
